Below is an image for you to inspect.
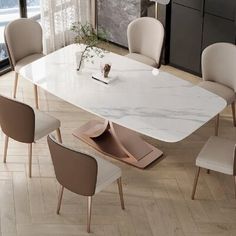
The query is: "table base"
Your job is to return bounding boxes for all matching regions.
[72,120,163,168]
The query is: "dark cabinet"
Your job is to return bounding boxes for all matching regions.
[204,0,236,20]
[170,3,203,72]
[173,0,203,10]
[169,0,236,75]
[202,14,236,49]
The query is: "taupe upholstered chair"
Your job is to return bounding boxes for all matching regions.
[47,135,125,233]
[199,43,236,136]
[4,18,44,109]
[126,17,164,68]
[0,95,62,178]
[191,136,236,200]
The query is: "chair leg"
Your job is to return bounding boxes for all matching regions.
[28,143,33,178]
[231,102,236,127]
[13,72,19,98]
[207,169,210,174]
[117,177,125,210]
[56,128,62,143]
[234,176,236,199]
[56,185,64,214]
[191,167,201,200]
[3,135,9,163]
[87,196,92,233]
[215,114,219,136]
[34,84,39,109]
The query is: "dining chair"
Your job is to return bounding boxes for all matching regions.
[47,135,125,233]
[126,17,164,68]
[0,95,62,178]
[199,43,236,136]
[191,136,236,200]
[4,18,44,109]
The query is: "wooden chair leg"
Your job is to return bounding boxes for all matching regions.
[215,114,219,136]
[56,185,64,214]
[13,72,19,98]
[117,177,125,210]
[56,128,62,143]
[234,176,236,199]
[87,196,92,233]
[3,135,9,163]
[207,169,210,174]
[231,102,236,127]
[34,84,39,109]
[28,143,33,178]
[191,167,201,200]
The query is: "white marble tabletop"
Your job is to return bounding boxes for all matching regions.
[19,44,226,143]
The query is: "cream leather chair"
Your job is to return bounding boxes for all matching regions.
[0,95,62,178]
[126,17,164,68]
[199,43,236,135]
[4,18,44,109]
[191,136,236,200]
[47,135,125,233]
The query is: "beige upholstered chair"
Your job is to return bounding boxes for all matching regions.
[199,43,236,135]
[47,135,125,233]
[191,136,236,200]
[0,95,62,178]
[126,17,164,68]
[4,18,44,109]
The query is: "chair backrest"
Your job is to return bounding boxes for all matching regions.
[202,43,236,92]
[4,18,43,67]
[127,17,164,66]
[47,135,98,196]
[0,95,35,143]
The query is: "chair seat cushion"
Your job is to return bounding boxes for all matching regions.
[34,110,60,141]
[196,136,236,175]
[198,81,235,105]
[15,53,44,72]
[94,156,121,193]
[126,53,158,68]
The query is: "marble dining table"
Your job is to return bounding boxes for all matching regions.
[19,44,226,168]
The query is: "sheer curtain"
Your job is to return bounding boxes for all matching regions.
[40,0,96,54]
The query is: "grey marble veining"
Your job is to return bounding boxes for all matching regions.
[19,44,226,143]
[97,0,152,47]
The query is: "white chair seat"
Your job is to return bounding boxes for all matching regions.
[15,53,44,73]
[199,81,235,105]
[94,156,121,193]
[196,136,236,175]
[126,53,158,68]
[34,110,61,141]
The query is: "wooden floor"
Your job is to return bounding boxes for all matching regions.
[0,48,236,236]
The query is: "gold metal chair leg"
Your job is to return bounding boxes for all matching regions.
[28,143,33,178]
[191,167,201,200]
[87,196,92,233]
[231,102,236,127]
[57,185,64,214]
[215,114,219,136]
[117,177,125,210]
[13,72,19,98]
[56,128,62,143]
[3,135,9,163]
[34,84,39,109]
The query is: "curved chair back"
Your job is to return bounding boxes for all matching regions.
[47,135,98,196]
[202,43,236,92]
[0,95,35,143]
[127,17,164,66]
[4,18,43,67]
